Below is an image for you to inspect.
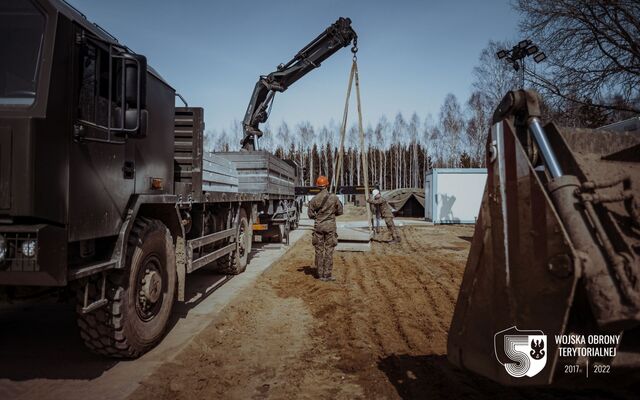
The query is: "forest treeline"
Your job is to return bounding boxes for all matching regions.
[207,102,483,190]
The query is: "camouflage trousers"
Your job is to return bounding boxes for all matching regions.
[384,217,399,239]
[312,230,338,278]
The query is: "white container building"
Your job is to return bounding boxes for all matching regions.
[424,168,487,224]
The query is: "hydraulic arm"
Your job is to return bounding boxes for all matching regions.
[241,17,357,151]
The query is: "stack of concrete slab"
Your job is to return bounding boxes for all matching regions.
[217,151,295,197]
[202,152,239,192]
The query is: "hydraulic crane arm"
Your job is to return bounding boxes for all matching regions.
[241,17,357,151]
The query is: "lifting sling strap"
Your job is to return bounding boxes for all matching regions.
[330,52,373,235]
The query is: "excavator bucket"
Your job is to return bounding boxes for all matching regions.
[447,90,640,386]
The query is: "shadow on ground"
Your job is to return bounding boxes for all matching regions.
[458,235,473,243]
[296,265,317,278]
[0,302,117,380]
[0,243,283,381]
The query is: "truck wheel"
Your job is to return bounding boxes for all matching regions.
[217,208,252,275]
[76,218,176,358]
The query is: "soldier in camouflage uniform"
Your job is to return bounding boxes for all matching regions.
[367,189,400,243]
[307,176,344,281]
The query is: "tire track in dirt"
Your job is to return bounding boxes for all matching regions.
[405,227,465,307]
[366,254,417,352]
[336,255,376,358]
[349,251,407,356]
[367,251,433,352]
[347,255,386,355]
[385,230,457,338]
[395,254,453,342]
[368,228,459,348]
[430,261,462,305]
[399,227,422,254]
[404,227,470,341]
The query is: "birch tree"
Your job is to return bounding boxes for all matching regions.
[408,113,420,187]
[472,40,521,110]
[439,94,464,167]
[297,121,314,185]
[465,91,490,166]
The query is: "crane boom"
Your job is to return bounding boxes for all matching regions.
[241,17,357,150]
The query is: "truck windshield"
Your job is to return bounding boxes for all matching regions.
[0,0,45,107]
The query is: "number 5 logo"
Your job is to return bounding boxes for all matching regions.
[494,326,547,378]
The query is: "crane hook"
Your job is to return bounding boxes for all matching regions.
[351,37,358,60]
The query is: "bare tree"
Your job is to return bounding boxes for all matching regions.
[408,113,420,187]
[230,119,244,151]
[473,40,521,110]
[318,126,332,176]
[393,113,406,188]
[258,123,275,152]
[465,91,490,166]
[515,0,640,113]
[347,124,358,186]
[276,122,291,158]
[214,129,230,152]
[374,116,389,189]
[297,121,314,185]
[364,124,375,188]
[429,125,444,167]
[439,94,464,167]
[203,129,215,153]
[421,114,434,173]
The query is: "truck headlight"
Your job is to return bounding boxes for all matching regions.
[21,239,37,258]
[0,235,6,262]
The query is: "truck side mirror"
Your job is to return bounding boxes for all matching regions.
[121,54,147,138]
[125,54,146,109]
[115,107,148,135]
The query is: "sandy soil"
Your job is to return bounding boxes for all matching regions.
[130,223,635,399]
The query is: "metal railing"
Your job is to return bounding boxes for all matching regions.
[75,36,143,144]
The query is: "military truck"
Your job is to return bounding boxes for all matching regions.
[0,0,359,357]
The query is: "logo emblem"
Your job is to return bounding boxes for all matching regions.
[494,326,547,378]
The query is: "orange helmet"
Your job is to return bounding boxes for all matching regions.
[316,175,329,187]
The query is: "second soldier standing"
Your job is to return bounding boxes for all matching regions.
[367,189,401,243]
[307,176,343,281]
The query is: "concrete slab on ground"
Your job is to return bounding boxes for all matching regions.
[338,218,434,229]
[336,241,372,252]
[336,226,371,252]
[337,227,371,241]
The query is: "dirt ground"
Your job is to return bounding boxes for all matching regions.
[130,220,634,399]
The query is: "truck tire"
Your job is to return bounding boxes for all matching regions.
[76,218,176,358]
[217,208,252,275]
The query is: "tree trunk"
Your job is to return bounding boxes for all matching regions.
[309,148,314,187]
[356,148,361,185]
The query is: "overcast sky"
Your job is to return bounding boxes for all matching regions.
[66,0,520,134]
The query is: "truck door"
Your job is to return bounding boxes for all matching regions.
[68,39,134,241]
